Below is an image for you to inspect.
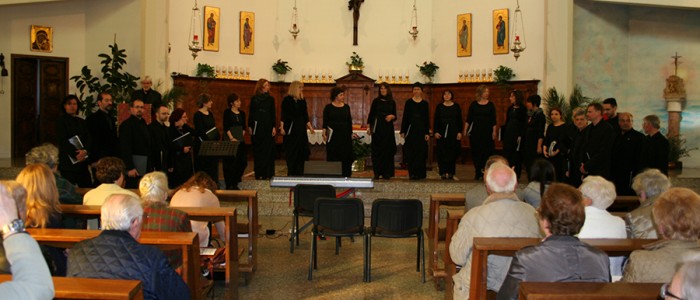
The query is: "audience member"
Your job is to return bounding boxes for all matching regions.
[56,95,92,187]
[450,162,540,298]
[170,172,226,248]
[663,253,700,300]
[626,169,671,239]
[0,183,54,299]
[25,143,82,205]
[638,114,670,175]
[67,194,188,300]
[149,104,170,172]
[465,155,524,210]
[120,99,152,188]
[623,187,700,283]
[0,181,27,274]
[86,91,120,179]
[602,97,620,133]
[497,183,610,300]
[578,176,627,280]
[84,157,139,206]
[579,103,615,179]
[522,158,556,208]
[611,112,644,195]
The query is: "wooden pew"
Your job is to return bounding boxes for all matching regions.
[26,229,202,300]
[608,195,640,212]
[0,275,143,299]
[428,193,466,288]
[60,204,239,298]
[518,282,662,300]
[444,209,464,300]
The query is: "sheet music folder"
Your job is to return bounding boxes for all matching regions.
[198,141,239,157]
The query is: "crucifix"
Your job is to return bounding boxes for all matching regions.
[348,0,364,45]
[672,52,682,76]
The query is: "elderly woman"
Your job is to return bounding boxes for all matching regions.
[497,183,610,300]
[170,172,226,248]
[522,158,556,208]
[622,187,700,283]
[627,169,671,239]
[25,143,82,205]
[578,176,627,280]
[139,171,191,268]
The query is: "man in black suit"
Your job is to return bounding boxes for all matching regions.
[148,104,170,172]
[611,112,644,195]
[579,103,615,180]
[119,99,152,188]
[639,114,669,175]
[86,92,119,182]
[56,95,92,187]
[603,98,621,134]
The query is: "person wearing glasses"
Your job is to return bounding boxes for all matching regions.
[661,253,700,300]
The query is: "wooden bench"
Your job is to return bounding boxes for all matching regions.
[60,204,239,298]
[0,275,143,299]
[518,282,662,300]
[26,229,202,300]
[608,195,640,212]
[428,193,466,288]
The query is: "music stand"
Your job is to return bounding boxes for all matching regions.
[198,141,239,157]
[304,161,343,177]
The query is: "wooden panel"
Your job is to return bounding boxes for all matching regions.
[0,275,144,300]
[519,282,662,300]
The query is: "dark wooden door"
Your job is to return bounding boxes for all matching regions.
[12,55,68,158]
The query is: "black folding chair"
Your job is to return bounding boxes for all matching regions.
[290,184,336,253]
[308,197,366,281]
[366,199,425,283]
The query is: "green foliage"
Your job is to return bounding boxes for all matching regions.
[668,135,698,162]
[417,61,439,79]
[70,42,139,116]
[493,65,515,84]
[346,52,364,68]
[272,59,292,75]
[352,136,371,159]
[160,86,186,107]
[542,85,596,123]
[196,63,215,77]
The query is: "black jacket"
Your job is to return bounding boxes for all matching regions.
[638,131,669,175]
[119,115,152,171]
[56,114,91,172]
[581,120,615,179]
[148,120,170,171]
[67,230,189,300]
[86,109,119,163]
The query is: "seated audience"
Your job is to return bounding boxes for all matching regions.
[497,183,610,300]
[450,162,540,298]
[84,157,139,205]
[67,194,189,300]
[0,181,27,274]
[465,155,524,210]
[627,168,671,239]
[16,163,67,276]
[0,183,54,299]
[623,187,700,283]
[522,158,556,208]
[140,171,191,268]
[578,176,627,280]
[663,253,700,300]
[170,172,226,248]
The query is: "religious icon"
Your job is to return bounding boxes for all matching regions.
[457,14,472,57]
[493,9,509,55]
[240,11,255,55]
[203,6,220,52]
[30,25,53,53]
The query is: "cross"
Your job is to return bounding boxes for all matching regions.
[672,52,682,76]
[348,0,364,45]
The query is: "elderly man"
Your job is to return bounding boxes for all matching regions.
[611,112,644,195]
[465,155,524,210]
[639,115,669,175]
[450,162,540,298]
[132,76,162,107]
[579,103,615,180]
[120,99,153,188]
[627,169,671,239]
[664,254,700,300]
[67,194,189,300]
[577,176,627,280]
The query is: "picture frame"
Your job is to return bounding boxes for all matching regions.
[30,25,53,53]
[239,11,255,55]
[457,13,472,57]
[203,6,220,52]
[492,9,509,55]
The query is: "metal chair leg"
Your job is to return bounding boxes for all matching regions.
[366,234,372,282]
[420,232,426,283]
[416,233,421,272]
[335,237,340,255]
[290,213,296,253]
[308,232,314,280]
[363,233,369,282]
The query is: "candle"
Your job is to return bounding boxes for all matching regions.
[515,36,520,41]
[194,35,199,41]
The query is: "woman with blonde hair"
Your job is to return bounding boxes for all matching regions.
[280,81,314,176]
[170,172,226,248]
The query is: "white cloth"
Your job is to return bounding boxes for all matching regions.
[306,129,405,145]
[578,206,627,279]
[170,188,226,248]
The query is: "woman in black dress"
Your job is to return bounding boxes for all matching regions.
[464,85,497,180]
[523,94,546,178]
[401,82,430,180]
[168,109,195,188]
[280,81,314,176]
[193,94,220,186]
[366,82,397,179]
[248,79,277,180]
[542,107,570,181]
[433,90,463,180]
[223,93,248,189]
[323,86,354,177]
[502,90,528,179]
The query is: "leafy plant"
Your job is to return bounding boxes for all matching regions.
[160,86,186,107]
[346,52,364,68]
[668,135,698,162]
[272,59,292,75]
[352,136,371,159]
[542,85,596,123]
[493,65,515,84]
[417,61,439,79]
[70,42,139,116]
[196,63,215,77]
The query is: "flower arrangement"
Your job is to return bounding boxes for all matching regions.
[346,52,364,69]
[417,61,439,80]
[196,63,215,78]
[493,65,515,84]
[272,59,292,75]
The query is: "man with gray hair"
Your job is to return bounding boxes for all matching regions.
[25,143,82,205]
[67,194,189,300]
[639,114,669,175]
[450,162,540,299]
[627,168,671,239]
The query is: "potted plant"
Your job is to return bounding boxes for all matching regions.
[351,136,371,172]
[196,63,215,78]
[493,65,515,85]
[272,59,292,82]
[346,52,364,73]
[417,61,439,82]
[668,135,698,169]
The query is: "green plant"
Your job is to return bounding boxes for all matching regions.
[196,63,215,77]
[668,135,698,162]
[346,52,364,68]
[417,61,439,79]
[160,86,186,107]
[352,136,371,159]
[542,85,596,123]
[70,42,140,116]
[493,65,515,84]
[272,59,292,75]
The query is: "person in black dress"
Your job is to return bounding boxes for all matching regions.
[223,93,248,189]
[464,85,497,180]
[502,90,528,179]
[523,94,545,178]
[401,82,430,180]
[249,79,277,180]
[56,95,92,188]
[280,81,314,176]
[542,107,570,181]
[168,109,195,188]
[433,90,463,180]
[366,82,397,179]
[323,86,354,177]
[193,94,220,186]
